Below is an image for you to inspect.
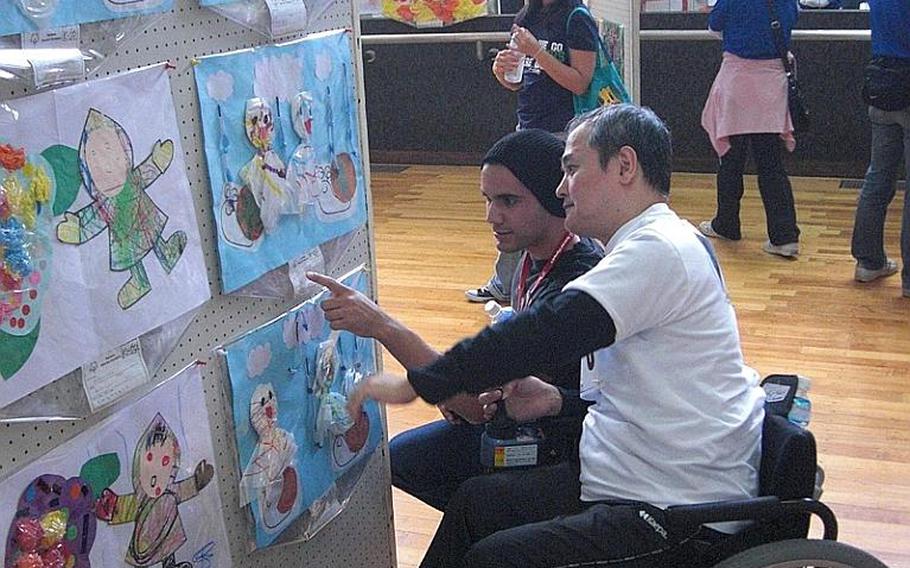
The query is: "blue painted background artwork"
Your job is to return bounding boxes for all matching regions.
[0,0,173,36]
[194,30,368,293]
[223,269,381,549]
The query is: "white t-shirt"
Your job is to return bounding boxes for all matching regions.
[564,203,765,509]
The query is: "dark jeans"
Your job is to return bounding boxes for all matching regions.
[851,106,910,288]
[421,462,722,568]
[390,417,582,511]
[389,420,486,511]
[712,133,800,246]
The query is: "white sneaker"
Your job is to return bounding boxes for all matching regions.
[762,240,799,259]
[854,258,898,283]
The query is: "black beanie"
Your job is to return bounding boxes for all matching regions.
[482,129,566,218]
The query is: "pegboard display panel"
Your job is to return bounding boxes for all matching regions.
[0,2,395,567]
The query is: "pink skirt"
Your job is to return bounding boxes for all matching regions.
[701,52,796,157]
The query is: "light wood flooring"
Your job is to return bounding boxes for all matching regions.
[367,166,910,568]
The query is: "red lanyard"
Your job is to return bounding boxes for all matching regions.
[514,233,575,312]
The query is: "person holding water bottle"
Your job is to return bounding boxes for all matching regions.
[492,0,598,133]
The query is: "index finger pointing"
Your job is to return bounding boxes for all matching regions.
[307,272,350,294]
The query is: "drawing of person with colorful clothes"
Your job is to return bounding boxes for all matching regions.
[95,413,214,568]
[56,108,186,309]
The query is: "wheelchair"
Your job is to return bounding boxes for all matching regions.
[661,382,889,568]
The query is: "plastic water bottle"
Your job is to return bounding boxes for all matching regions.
[503,33,525,84]
[484,300,514,325]
[787,375,812,428]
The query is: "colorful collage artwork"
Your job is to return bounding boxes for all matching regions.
[0,365,231,568]
[0,65,210,408]
[194,30,368,293]
[0,0,173,36]
[223,268,381,549]
[381,0,488,27]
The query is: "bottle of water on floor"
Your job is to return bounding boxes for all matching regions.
[788,375,812,428]
[484,300,514,324]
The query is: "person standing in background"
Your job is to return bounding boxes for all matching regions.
[850,0,910,297]
[466,0,598,303]
[699,0,802,259]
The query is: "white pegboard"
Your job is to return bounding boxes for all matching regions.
[0,1,395,567]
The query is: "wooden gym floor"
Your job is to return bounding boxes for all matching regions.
[367,166,910,568]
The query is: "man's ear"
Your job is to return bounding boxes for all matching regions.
[616,146,638,184]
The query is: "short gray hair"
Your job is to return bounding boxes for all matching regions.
[567,104,672,196]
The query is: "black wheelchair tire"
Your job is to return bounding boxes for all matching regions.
[712,539,890,568]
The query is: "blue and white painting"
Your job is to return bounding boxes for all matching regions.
[194,30,368,293]
[1,0,173,36]
[222,268,381,549]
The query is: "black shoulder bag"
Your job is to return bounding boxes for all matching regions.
[766,0,810,133]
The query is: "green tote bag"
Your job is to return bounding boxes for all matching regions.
[567,6,631,115]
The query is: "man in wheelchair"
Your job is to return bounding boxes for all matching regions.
[346,105,887,568]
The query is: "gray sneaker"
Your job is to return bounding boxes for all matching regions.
[762,240,799,259]
[854,258,898,283]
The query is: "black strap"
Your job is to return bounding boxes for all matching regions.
[764,0,795,78]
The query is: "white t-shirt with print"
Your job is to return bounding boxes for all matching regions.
[564,203,765,509]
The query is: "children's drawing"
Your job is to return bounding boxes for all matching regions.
[238,97,293,234]
[4,452,118,568]
[381,0,488,27]
[281,302,323,349]
[0,65,210,409]
[1,0,174,36]
[222,268,380,548]
[56,109,187,309]
[0,366,230,568]
[194,30,368,293]
[238,383,300,534]
[288,91,318,213]
[95,413,215,568]
[308,81,356,221]
[0,144,54,381]
[329,335,371,470]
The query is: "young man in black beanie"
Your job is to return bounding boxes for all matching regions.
[465,130,576,304]
[307,129,603,511]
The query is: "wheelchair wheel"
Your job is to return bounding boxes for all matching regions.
[711,539,889,568]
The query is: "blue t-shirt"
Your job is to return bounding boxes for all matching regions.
[709,0,798,60]
[871,0,910,59]
[514,0,597,133]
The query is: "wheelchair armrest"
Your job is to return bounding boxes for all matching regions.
[665,496,838,540]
